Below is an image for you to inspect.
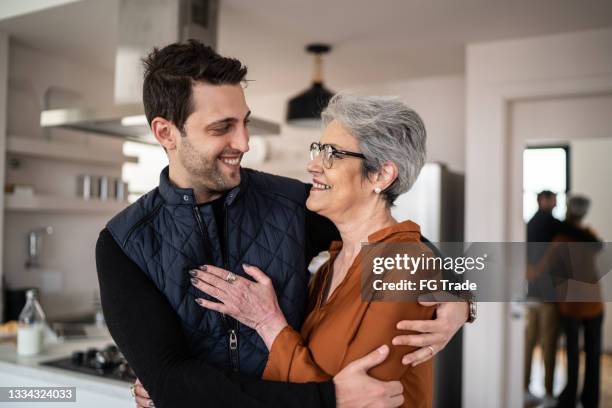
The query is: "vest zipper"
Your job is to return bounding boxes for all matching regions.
[192,203,240,373]
[224,201,240,373]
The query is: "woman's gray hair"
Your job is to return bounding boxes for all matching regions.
[321,93,427,206]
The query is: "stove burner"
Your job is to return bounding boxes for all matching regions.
[41,344,136,383]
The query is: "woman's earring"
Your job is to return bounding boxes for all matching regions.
[374,187,382,194]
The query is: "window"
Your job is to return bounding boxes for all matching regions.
[122,142,168,203]
[523,146,569,222]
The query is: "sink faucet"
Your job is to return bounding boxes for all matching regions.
[25,226,53,269]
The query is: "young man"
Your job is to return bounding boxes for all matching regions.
[96,40,470,408]
[524,190,562,407]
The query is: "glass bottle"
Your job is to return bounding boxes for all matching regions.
[17,289,47,356]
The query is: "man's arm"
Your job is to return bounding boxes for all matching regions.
[393,236,470,366]
[96,229,334,408]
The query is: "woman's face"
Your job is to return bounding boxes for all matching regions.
[306,120,376,221]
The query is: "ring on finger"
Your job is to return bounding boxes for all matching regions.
[225,271,237,284]
[130,384,136,398]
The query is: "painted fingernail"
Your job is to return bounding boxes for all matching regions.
[199,265,208,271]
[189,270,198,277]
[191,278,198,285]
[195,298,204,305]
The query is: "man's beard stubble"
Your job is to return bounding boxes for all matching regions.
[178,137,240,194]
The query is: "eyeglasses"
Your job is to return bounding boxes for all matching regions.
[309,142,366,169]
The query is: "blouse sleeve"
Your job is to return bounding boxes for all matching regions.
[263,325,332,382]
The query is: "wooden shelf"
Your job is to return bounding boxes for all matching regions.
[4,193,129,214]
[6,136,138,166]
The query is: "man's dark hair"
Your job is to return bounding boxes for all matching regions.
[142,39,248,133]
[537,190,556,201]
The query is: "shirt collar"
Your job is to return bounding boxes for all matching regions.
[158,165,248,206]
[328,220,421,253]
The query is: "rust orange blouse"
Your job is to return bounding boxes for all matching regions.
[263,220,435,408]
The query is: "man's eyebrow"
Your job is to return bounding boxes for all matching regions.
[206,111,252,128]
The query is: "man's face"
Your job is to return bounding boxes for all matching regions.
[174,82,250,194]
[538,194,557,211]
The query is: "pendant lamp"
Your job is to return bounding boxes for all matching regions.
[286,43,334,127]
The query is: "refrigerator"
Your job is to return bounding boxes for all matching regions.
[392,162,465,408]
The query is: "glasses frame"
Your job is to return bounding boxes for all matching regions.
[309,142,366,169]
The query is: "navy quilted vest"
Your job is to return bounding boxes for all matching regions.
[106,166,308,376]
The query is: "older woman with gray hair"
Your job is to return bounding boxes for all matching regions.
[193,93,439,407]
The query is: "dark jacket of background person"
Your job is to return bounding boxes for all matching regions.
[526,209,563,299]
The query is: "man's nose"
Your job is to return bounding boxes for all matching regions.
[230,125,250,153]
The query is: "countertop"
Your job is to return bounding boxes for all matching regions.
[0,336,131,399]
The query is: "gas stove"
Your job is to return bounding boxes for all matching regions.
[41,344,136,383]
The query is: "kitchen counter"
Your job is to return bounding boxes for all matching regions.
[0,337,133,407]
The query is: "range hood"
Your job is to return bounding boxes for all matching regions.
[40,0,280,144]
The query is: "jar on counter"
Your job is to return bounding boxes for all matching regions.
[17,289,47,356]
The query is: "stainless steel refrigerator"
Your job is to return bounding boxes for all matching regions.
[392,162,465,408]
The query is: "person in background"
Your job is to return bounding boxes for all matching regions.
[524,190,562,407]
[553,195,604,408]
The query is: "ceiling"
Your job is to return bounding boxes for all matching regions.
[1,0,611,94]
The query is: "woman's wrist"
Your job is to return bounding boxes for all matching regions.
[256,312,288,350]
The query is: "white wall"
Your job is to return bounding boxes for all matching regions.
[3,40,122,319]
[465,27,612,407]
[0,32,9,321]
[570,138,612,241]
[355,75,466,172]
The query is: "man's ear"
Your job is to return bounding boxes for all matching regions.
[377,162,399,191]
[151,117,179,150]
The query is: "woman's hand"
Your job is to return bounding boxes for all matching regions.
[190,264,288,349]
[392,296,469,366]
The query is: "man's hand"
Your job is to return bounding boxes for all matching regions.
[393,297,468,366]
[131,378,154,408]
[333,345,404,408]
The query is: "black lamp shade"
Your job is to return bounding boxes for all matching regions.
[286,82,334,127]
